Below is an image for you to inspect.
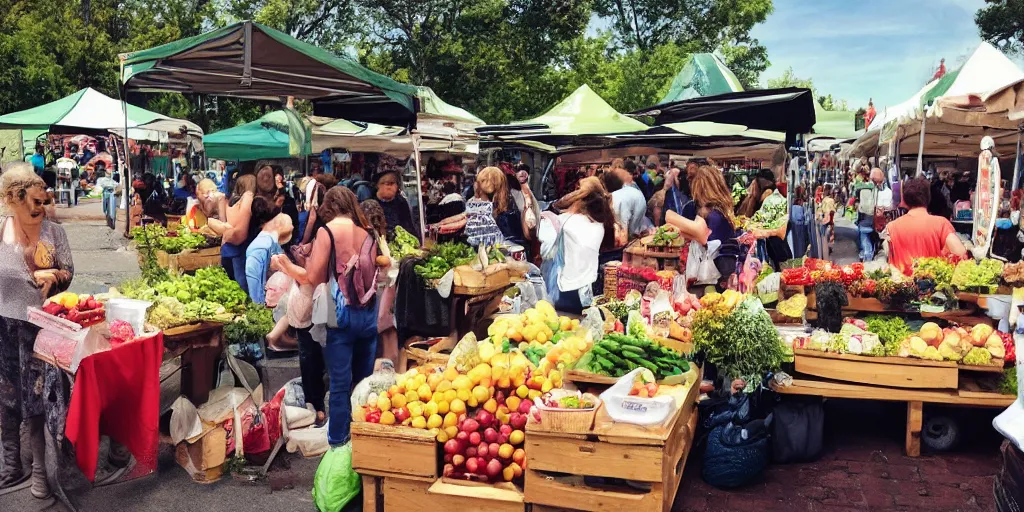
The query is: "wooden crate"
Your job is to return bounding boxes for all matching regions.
[524,379,699,512]
[351,422,440,479]
[155,246,221,274]
[793,349,958,389]
[381,477,525,512]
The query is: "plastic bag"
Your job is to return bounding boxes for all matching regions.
[599,367,676,425]
[686,239,722,285]
[350,361,396,415]
[265,271,293,308]
[579,306,605,342]
[312,443,361,512]
[447,332,482,372]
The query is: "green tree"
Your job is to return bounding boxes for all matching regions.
[765,66,813,90]
[217,0,359,51]
[976,0,1024,54]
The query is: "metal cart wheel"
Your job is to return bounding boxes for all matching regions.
[921,414,961,452]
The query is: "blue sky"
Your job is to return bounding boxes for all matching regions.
[752,0,1012,112]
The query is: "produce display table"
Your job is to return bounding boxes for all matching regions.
[162,322,225,405]
[773,376,1015,456]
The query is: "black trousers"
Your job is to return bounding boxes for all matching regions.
[296,328,326,413]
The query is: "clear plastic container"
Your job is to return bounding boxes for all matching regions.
[599,368,677,426]
[106,298,152,335]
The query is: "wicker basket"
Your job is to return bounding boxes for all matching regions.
[537,405,599,433]
[603,261,621,299]
[404,337,454,369]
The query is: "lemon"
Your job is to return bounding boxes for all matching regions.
[452,375,473,391]
[483,398,497,413]
[443,389,457,403]
[444,426,458,439]
[436,429,449,443]
[390,393,407,409]
[405,390,419,405]
[443,366,459,381]
[472,385,491,403]
[536,330,548,344]
[516,385,529,399]
[417,383,432,402]
[426,413,443,429]
[408,402,424,418]
[450,399,466,416]
[435,380,453,393]
[443,412,458,428]
[379,411,396,425]
[436,400,450,415]
[376,395,391,412]
[456,388,471,402]
[424,401,438,417]
[411,416,427,429]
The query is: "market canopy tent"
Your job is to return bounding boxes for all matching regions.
[204,109,311,161]
[120,21,419,125]
[476,84,649,146]
[630,87,817,134]
[0,87,203,146]
[657,53,745,104]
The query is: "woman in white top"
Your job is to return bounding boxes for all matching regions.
[539,177,617,314]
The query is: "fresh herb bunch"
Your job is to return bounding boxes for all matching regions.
[131,224,208,254]
[414,242,476,280]
[649,226,683,247]
[864,315,910,355]
[1000,367,1018,396]
[691,296,787,381]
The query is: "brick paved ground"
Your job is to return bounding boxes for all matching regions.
[674,399,1005,511]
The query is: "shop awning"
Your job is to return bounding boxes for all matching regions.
[630,87,816,134]
[119,21,419,125]
[476,84,648,145]
[658,53,745,104]
[0,87,203,143]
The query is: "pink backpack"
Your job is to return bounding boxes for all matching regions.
[324,226,379,308]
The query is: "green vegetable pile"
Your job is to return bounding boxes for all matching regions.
[691,296,788,381]
[574,333,690,379]
[121,266,248,326]
[963,347,993,366]
[131,224,213,254]
[1001,367,1018,396]
[864,315,911,356]
[951,259,1004,293]
[225,306,275,345]
[649,226,683,247]
[414,242,476,280]
[913,258,953,285]
[388,226,422,261]
[751,191,788,230]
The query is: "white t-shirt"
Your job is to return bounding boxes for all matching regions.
[539,213,604,292]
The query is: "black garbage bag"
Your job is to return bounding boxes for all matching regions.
[995,439,1024,512]
[771,396,824,463]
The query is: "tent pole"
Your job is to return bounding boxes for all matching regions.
[413,133,426,243]
[119,83,131,236]
[915,116,926,177]
[1011,127,1023,192]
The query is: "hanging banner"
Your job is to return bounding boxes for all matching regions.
[974,141,1001,256]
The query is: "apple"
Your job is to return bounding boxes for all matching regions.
[469,431,482,446]
[484,428,499,444]
[453,454,465,467]
[499,424,512,437]
[465,457,479,474]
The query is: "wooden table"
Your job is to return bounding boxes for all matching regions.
[772,376,1015,456]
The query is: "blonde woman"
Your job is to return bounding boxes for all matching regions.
[0,163,73,498]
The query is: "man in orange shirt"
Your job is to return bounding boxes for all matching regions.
[886,177,966,275]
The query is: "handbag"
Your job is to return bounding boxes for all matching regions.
[311,227,340,329]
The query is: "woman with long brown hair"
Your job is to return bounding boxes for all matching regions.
[664,165,741,287]
[539,177,615,314]
[474,166,529,249]
[271,187,379,445]
[211,173,256,293]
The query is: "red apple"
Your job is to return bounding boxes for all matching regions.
[477,443,489,458]
[461,418,480,433]
[518,400,533,415]
[469,431,482,446]
[484,428,499,444]
[485,459,503,481]
[466,446,477,458]
[499,424,512,437]
[456,431,469,442]
[465,457,479,474]
[488,443,501,460]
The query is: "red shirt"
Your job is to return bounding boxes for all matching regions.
[887,209,955,276]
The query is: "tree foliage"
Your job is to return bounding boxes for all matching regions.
[0,0,782,129]
[765,66,847,111]
[976,0,1024,55]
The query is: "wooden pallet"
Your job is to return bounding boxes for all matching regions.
[350,422,440,479]
[153,246,221,274]
[793,349,959,389]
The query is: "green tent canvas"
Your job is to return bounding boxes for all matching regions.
[658,53,744,104]
[204,110,311,161]
[120,21,418,125]
[0,87,202,141]
[477,84,647,145]
[810,98,857,141]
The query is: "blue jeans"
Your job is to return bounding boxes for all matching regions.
[324,303,378,445]
[220,255,248,295]
[857,224,874,262]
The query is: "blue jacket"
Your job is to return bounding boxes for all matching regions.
[244,231,284,305]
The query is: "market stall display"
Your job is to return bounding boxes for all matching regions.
[132,224,222,274]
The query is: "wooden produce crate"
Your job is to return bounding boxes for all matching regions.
[452,263,527,296]
[793,349,958,390]
[377,477,524,512]
[350,422,440,479]
[155,246,221,274]
[524,378,699,512]
[163,321,225,405]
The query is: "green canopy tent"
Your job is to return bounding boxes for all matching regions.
[204,110,311,161]
[0,87,203,162]
[120,21,419,126]
[476,84,648,146]
[658,53,745,104]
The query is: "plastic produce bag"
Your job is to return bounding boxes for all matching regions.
[447,332,482,372]
[685,239,722,285]
[350,360,396,416]
[312,443,361,512]
[265,271,293,308]
[579,306,605,342]
[599,368,676,425]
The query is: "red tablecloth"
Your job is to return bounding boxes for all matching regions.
[65,333,163,481]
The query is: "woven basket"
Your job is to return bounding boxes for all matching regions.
[537,405,598,433]
[603,261,621,299]
[404,337,454,369]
